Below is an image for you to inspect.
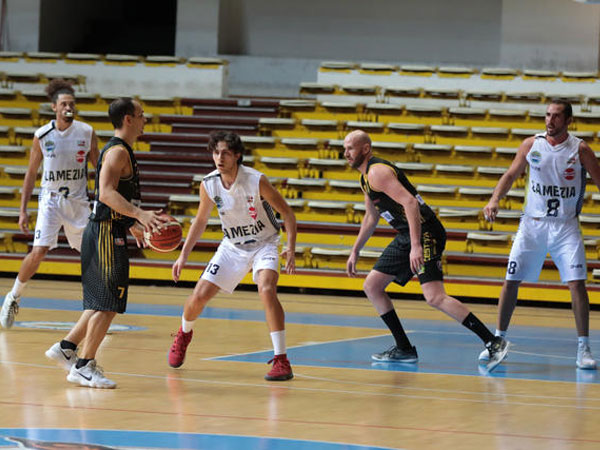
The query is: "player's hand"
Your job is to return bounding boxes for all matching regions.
[483,201,499,222]
[172,255,187,282]
[281,247,296,274]
[346,250,359,277]
[129,223,147,248]
[137,209,168,233]
[410,244,424,275]
[18,211,29,234]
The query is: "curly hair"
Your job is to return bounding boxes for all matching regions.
[46,79,75,103]
[208,131,245,165]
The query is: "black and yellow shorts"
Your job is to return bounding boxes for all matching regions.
[81,220,130,313]
[373,219,446,286]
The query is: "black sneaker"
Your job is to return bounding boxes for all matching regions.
[485,336,510,372]
[371,345,418,363]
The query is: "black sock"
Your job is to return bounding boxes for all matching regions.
[462,312,494,344]
[76,358,92,369]
[60,340,77,351]
[381,310,412,351]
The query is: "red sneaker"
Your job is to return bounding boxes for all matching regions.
[265,354,293,381]
[168,327,193,368]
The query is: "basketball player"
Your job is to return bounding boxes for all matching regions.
[1,79,98,329]
[480,99,600,370]
[51,98,167,388]
[168,131,297,381]
[344,130,509,372]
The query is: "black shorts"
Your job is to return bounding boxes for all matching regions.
[373,219,446,286]
[81,220,130,313]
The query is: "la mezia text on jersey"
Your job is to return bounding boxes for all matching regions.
[43,168,86,182]
[223,219,266,240]
[530,181,576,198]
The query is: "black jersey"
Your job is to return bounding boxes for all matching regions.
[360,156,437,232]
[89,136,141,228]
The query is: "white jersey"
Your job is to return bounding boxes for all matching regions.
[202,165,280,246]
[36,119,93,200]
[523,133,586,219]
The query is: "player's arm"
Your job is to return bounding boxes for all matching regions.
[259,175,296,274]
[98,145,165,232]
[579,141,600,191]
[347,193,379,277]
[88,131,99,168]
[172,183,214,281]
[369,164,423,275]
[483,137,533,222]
[19,136,43,233]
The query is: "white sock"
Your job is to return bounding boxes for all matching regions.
[578,336,589,347]
[270,330,286,355]
[11,278,27,298]
[495,329,506,338]
[182,316,195,333]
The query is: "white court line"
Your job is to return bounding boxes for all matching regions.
[204,333,392,360]
[207,331,580,363]
[2,359,600,410]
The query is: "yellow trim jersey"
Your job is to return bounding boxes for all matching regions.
[360,156,437,232]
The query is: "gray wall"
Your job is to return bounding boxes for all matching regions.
[500,0,600,71]
[218,0,503,66]
[5,0,39,51]
[176,0,219,56]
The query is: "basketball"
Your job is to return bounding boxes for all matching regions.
[144,214,183,253]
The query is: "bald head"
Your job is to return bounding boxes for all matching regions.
[343,129,372,170]
[345,130,371,148]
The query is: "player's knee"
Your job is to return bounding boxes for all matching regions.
[363,277,384,298]
[424,292,445,308]
[258,282,277,298]
[29,246,49,261]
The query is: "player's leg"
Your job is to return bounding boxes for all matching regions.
[169,243,248,368]
[550,218,595,369]
[67,310,117,389]
[1,246,50,329]
[46,309,95,370]
[420,280,509,371]
[1,197,61,328]
[364,270,418,363]
[255,268,293,380]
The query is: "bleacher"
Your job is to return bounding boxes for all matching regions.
[2,53,600,303]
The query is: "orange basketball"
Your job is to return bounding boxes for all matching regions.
[144,214,182,253]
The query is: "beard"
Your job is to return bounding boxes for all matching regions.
[350,152,366,169]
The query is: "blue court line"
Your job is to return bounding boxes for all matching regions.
[13,296,600,384]
[0,429,399,450]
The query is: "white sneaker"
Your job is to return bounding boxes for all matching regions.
[478,348,490,362]
[0,292,20,329]
[66,359,116,389]
[45,342,77,371]
[576,344,597,370]
[486,337,510,372]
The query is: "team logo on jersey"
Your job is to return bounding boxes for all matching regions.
[45,140,55,152]
[530,150,542,164]
[76,150,86,163]
[214,195,224,209]
[567,156,576,165]
[78,140,87,147]
[114,237,125,246]
[564,167,575,180]
[247,196,257,220]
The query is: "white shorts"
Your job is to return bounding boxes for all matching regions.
[506,216,586,283]
[201,236,280,293]
[33,192,91,251]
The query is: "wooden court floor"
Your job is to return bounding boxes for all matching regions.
[1,278,600,449]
